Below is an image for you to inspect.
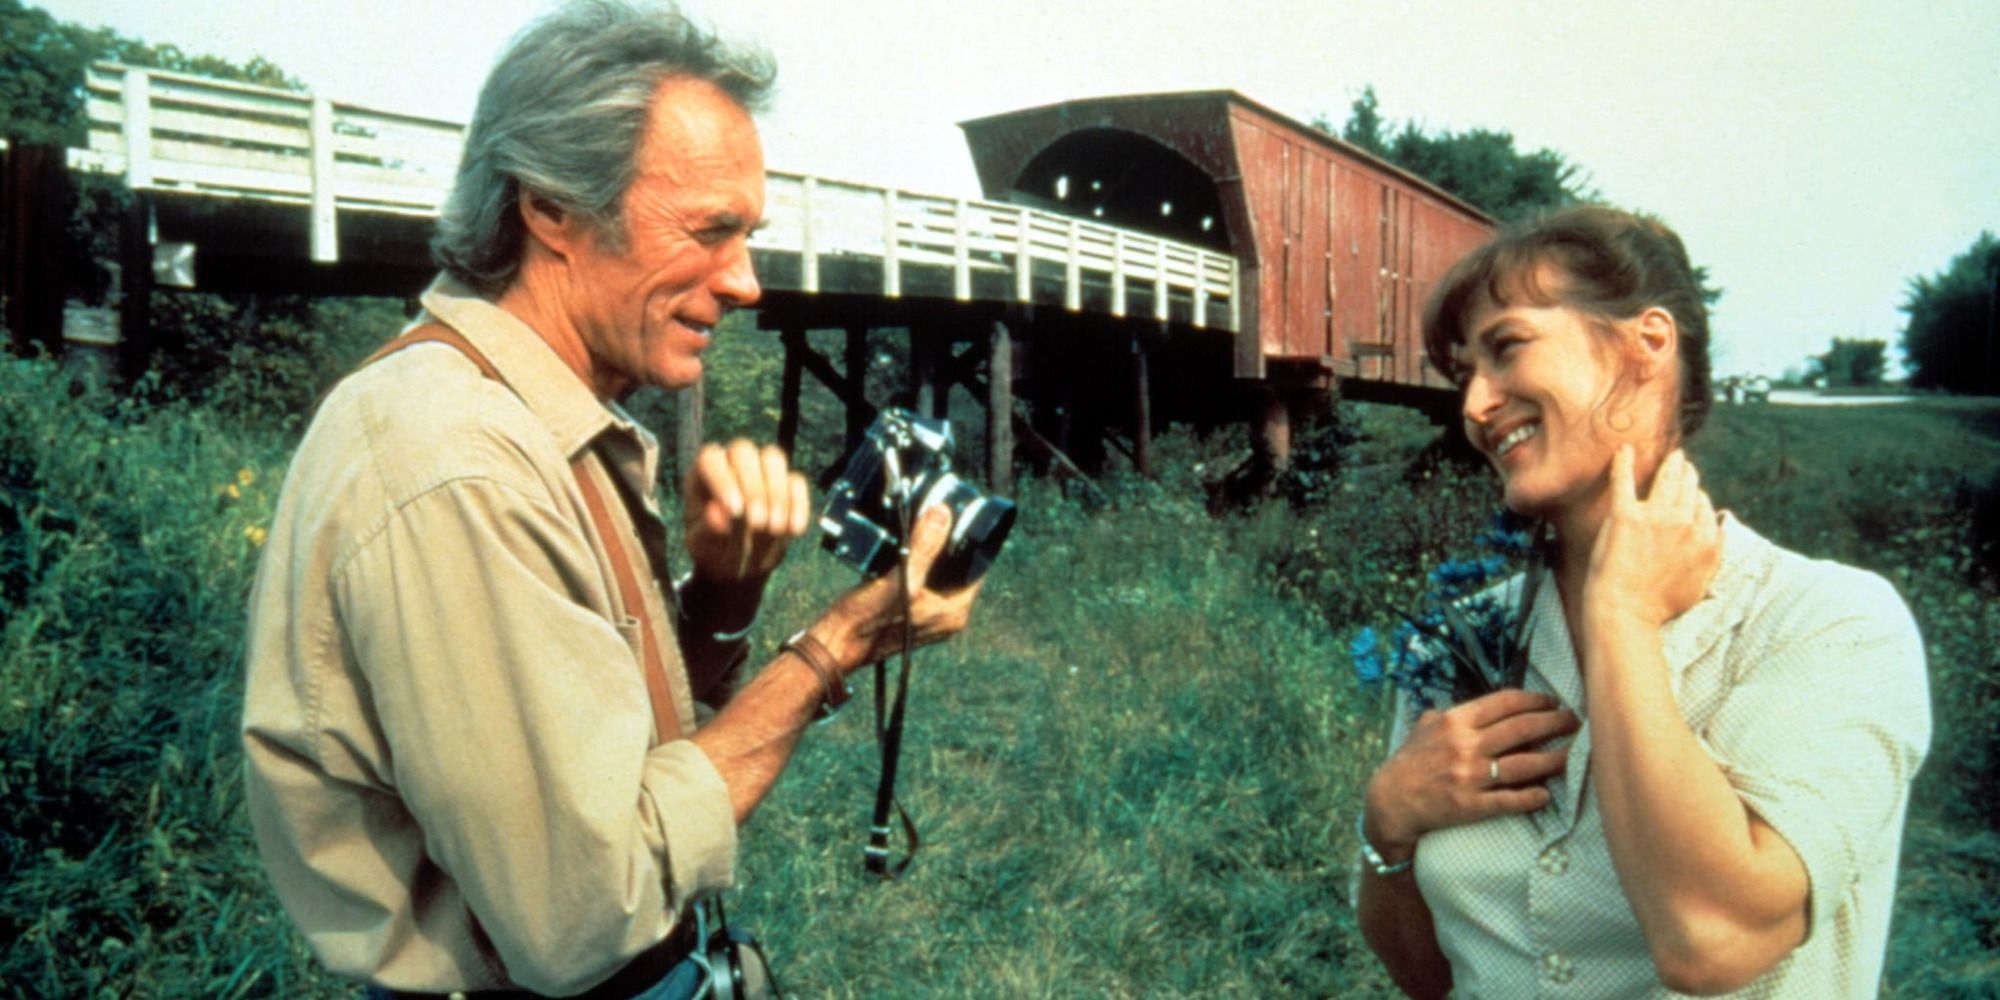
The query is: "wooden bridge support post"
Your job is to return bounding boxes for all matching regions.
[117,191,154,383]
[1,144,69,359]
[843,326,870,454]
[988,319,1014,495]
[675,376,705,484]
[777,325,805,457]
[1131,328,1154,478]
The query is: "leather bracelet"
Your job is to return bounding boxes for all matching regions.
[1356,812,1413,876]
[782,629,850,721]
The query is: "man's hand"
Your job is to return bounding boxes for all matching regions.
[682,440,811,585]
[810,504,984,672]
[1582,446,1722,633]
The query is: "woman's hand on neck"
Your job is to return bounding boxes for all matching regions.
[1568,446,1722,644]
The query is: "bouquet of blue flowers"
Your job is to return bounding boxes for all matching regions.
[1350,510,1547,714]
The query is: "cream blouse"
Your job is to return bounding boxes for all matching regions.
[1382,515,1930,998]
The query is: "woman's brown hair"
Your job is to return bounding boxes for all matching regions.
[1422,205,1713,439]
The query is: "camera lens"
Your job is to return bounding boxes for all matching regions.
[919,474,1015,589]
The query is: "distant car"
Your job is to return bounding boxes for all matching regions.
[1744,376,1771,403]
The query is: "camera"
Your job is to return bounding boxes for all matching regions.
[819,408,1015,590]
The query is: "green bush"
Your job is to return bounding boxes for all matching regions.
[139,294,403,433]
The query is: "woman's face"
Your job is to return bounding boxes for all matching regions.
[1453,272,1669,521]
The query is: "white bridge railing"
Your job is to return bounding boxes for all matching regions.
[77,62,1237,330]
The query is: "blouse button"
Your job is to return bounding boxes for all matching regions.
[1538,844,1570,875]
[1540,951,1576,984]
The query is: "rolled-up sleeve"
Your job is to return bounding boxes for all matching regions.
[334,473,736,995]
[1696,568,1930,939]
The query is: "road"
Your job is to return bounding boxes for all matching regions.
[1763,389,1916,406]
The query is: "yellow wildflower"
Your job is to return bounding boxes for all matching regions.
[224,483,241,500]
[237,467,256,487]
[245,525,268,547]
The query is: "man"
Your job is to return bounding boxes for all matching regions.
[240,3,981,996]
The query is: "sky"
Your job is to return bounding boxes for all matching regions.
[38,0,2000,378]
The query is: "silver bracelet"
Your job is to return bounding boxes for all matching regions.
[1356,812,1413,876]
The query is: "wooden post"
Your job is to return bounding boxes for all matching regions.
[1064,218,1082,312]
[1132,329,1153,478]
[801,176,819,293]
[1110,230,1127,318]
[882,188,901,298]
[121,68,153,190]
[675,376,705,484]
[1193,250,1211,329]
[117,191,154,383]
[1,144,69,359]
[777,325,804,457]
[843,325,869,453]
[309,95,338,262]
[1013,207,1033,304]
[952,198,971,301]
[988,319,1014,494]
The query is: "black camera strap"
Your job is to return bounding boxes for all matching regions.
[864,657,921,878]
[864,498,922,878]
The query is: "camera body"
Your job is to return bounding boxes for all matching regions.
[819,408,1015,590]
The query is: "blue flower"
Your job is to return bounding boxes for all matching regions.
[1349,627,1386,686]
[1427,558,1490,588]
[1476,509,1539,557]
[1345,508,1544,717]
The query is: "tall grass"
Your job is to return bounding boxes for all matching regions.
[3,342,1995,997]
[0,354,336,997]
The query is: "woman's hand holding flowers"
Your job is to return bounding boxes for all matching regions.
[1364,690,1579,859]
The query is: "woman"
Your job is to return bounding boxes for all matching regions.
[1355,206,1929,998]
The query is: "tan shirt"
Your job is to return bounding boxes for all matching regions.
[241,276,737,995]
[1380,515,1930,998]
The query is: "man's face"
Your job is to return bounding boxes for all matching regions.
[565,76,765,397]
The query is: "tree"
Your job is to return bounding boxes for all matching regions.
[1902,231,2000,395]
[1,0,298,145]
[1338,86,1389,158]
[1318,85,1585,223]
[1810,338,1888,388]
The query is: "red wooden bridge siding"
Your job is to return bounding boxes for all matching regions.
[960,91,1492,397]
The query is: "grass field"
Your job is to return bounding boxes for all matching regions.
[3,343,1996,998]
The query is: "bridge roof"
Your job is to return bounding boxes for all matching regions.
[958,89,1491,225]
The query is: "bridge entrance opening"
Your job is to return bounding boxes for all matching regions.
[1010,129,1229,253]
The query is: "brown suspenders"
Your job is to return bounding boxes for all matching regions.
[358,324,683,743]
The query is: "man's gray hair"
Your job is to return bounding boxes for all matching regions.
[432,0,775,296]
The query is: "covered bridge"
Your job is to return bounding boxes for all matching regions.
[960,90,1494,452]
